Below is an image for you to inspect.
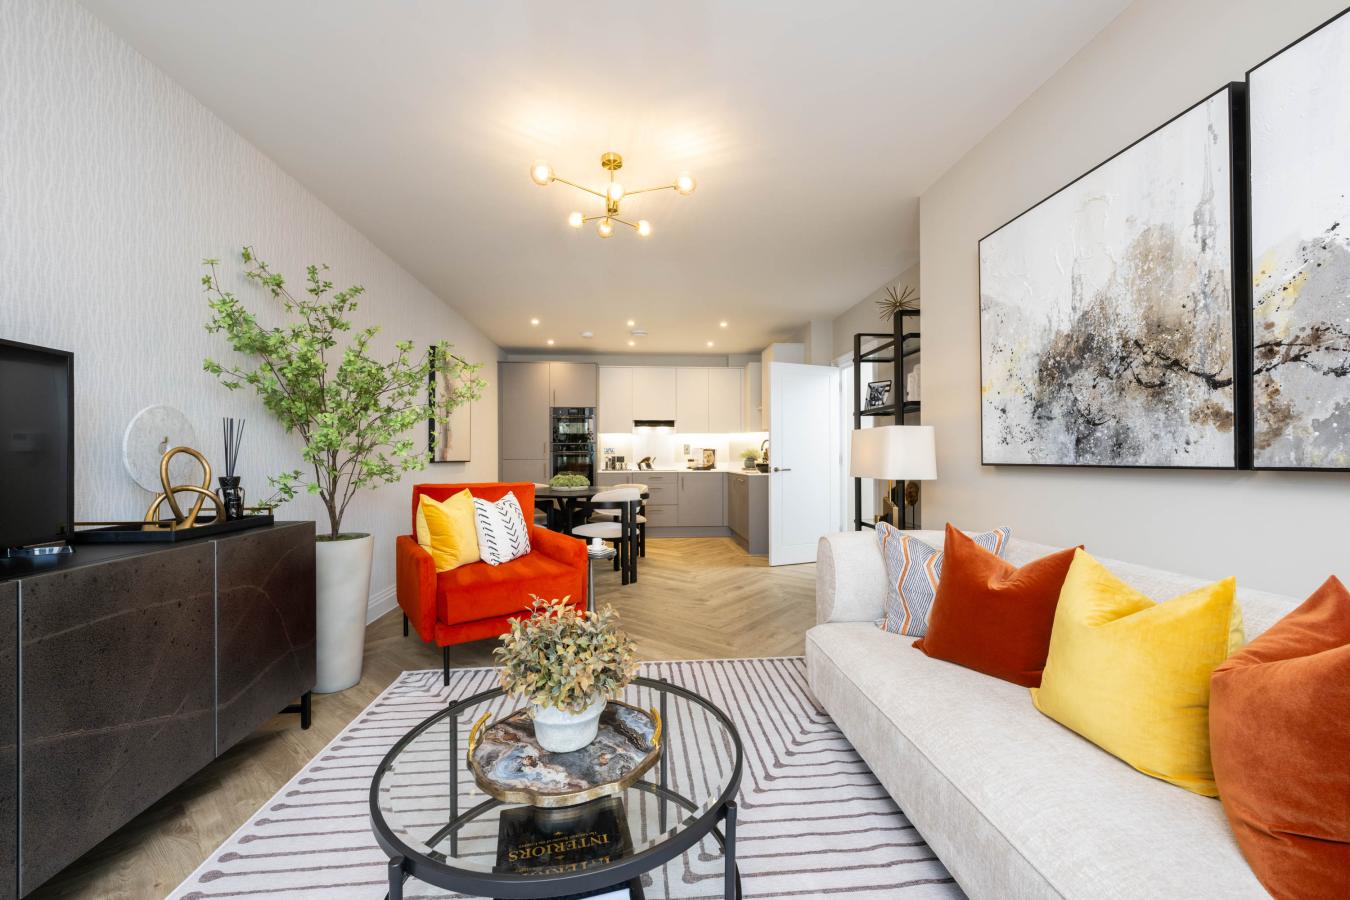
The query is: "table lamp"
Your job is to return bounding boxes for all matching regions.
[849,425,936,529]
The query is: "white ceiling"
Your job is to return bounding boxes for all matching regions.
[80,0,1129,354]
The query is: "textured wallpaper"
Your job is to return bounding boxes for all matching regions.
[0,0,501,608]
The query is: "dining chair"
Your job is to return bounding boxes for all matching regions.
[572,486,642,584]
[588,482,647,557]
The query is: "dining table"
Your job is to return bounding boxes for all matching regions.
[531,483,649,535]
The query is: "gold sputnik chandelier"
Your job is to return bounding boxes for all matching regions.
[530,151,696,239]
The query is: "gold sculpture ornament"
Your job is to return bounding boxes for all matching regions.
[143,446,222,530]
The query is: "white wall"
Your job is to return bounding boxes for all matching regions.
[0,0,500,616]
[920,0,1349,596]
[832,263,920,361]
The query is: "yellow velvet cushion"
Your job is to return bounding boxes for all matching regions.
[415,490,480,572]
[1031,549,1244,796]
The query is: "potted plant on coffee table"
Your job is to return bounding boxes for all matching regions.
[202,246,486,693]
[495,597,639,752]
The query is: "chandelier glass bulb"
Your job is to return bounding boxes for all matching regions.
[675,173,697,195]
[567,211,584,228]
[637,219,652,238]
[597,218,615,238]
[606,182,625,203]
[530,162,553,186]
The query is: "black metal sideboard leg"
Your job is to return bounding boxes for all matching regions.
[723,801,737,900]
[300,690,312,729]
[388,854,405,900]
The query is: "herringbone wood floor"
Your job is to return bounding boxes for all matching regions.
[33,538,816,899]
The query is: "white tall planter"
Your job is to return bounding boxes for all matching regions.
[314,533,374,693]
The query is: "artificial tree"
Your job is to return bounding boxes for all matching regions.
[201,246,486,539]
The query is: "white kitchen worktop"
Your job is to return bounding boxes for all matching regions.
[600,466,770,475]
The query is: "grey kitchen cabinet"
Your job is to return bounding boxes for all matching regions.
[500,459,547,484]
[641,472,678,506]
[499,362,551,461]
[595,471,631,487]
[643,504,679,526]
[549,362,597,407]
[727,472,768,554]
[677,472,725,526]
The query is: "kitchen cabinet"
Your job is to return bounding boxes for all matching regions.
[677,472,725,526]
[742,362,763,431]
[727,472,768,554]
[708,368,743,433]
[676,368,710,432]
[595,471,631,487]
[500,459,547,484]
[632,367,677,421]
[499,362,550,462]
[597,367,633,433]
[640,472,678,506]
[549,362,597,407]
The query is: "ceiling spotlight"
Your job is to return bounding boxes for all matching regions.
[627,340,636,347]
[530,317,540,325]
[626,319,636,327]
[675,173,697,195]
[530,161,554,186]
[637,219,652,238]
[719,320,728,328]
[706,340,714,348]
[597,218,615,238]
[546,338,555,346]
[567,211,584,228]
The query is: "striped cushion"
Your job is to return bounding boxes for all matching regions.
[875,522,1011,637]
[472,491,532,566]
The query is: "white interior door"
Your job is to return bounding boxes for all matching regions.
[769,361,840,565]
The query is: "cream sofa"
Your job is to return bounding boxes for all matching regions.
[806,530,1292,900]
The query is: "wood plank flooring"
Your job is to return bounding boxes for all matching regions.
[32,538,816,899]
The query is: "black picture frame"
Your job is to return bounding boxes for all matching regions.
[865,380,892,410]
[976,83,1251,471]
[1245,6,1350,471]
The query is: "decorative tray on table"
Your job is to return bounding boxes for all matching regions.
[468,701,662,808]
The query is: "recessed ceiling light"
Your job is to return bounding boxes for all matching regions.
[547,338,555,346]
[531,317,540,326]
[719,321,728,328]
[627,340,635,347]
[706,340,714,347]
[626,319,636,327]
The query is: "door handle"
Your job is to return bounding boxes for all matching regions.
[772,466,792,472]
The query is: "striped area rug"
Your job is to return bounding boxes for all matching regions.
[170,658,961,899]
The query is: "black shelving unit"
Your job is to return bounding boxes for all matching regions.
[852,309,920,531]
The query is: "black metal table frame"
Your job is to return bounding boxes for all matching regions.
[370,675,743,900]
[535,490,649,585]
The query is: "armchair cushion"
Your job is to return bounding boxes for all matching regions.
[437,553,586,626]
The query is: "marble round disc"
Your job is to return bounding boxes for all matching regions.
[123,405,201,492]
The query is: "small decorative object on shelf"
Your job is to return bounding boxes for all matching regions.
[494,597,639,753]
[866,379,893,410]
[742,451,759,470]
[219,417,246,520]
[143,445,221,529]
[876,282,919,319]
[548,472,591,491]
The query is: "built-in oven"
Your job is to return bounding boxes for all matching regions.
[550,407,595,482]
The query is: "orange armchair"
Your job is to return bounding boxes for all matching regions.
[396,482,588,684]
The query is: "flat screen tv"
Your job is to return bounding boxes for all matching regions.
[0,339,74,550]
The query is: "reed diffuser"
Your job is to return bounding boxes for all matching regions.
[219,417,247,520]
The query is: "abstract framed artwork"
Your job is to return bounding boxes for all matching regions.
[979,85,1248,468]
[1248,8,1350,470]
[428,347,472,463]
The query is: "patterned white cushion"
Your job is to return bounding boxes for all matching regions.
[472,492,531,565]
[875,522,1010,636]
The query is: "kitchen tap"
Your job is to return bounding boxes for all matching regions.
[760,439,769,462]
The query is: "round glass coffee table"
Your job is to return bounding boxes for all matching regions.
[370,676,743,899]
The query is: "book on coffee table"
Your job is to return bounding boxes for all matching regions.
[494,796,642,900]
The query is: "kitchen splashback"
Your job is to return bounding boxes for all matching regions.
[600,432,767,469]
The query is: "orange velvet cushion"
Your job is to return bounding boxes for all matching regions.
[913,523,1078,687]
[436,551,578,626]
[1210,575,1350,897]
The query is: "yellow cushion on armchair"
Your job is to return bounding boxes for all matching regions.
[416,490,480,572]
[1030,549,1244,797]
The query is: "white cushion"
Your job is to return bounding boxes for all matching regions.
[572,521,623,540]
[472,492,531,565]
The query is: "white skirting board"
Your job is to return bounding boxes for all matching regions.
[365,582,398,625]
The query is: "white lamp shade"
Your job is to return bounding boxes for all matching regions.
[850,425,936,480]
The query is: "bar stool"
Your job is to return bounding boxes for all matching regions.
[589,483,647,557]
[572,487,642,584]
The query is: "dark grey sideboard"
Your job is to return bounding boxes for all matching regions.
[0,520,316,898]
